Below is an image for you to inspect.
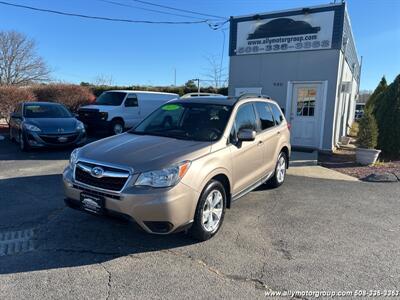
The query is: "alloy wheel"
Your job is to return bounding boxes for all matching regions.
[276,155,286,183]
[113,123,123,135]
[19,132,25,150]
[201,190,223,232]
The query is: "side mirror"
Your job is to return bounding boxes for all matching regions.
[237,129,256,142]
[11,112,21,119]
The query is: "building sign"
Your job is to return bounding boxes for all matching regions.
[235,11,334,55]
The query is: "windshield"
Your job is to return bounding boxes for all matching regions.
[131,103,232,142]
[24,104,73,118]
[95,92,126,106]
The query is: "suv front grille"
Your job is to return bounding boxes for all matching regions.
[74,162,130,192]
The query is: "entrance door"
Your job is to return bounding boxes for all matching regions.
[289,83,324,148]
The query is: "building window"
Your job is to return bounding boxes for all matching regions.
[296,88,316,116]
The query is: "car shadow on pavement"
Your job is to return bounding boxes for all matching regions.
[0,134,101,161]
[0,174,198,275]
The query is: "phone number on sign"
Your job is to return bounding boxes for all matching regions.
[354,290,400,297]
[265,290,400,298]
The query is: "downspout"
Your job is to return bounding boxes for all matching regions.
[334,36,348,148]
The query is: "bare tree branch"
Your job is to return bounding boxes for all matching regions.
[201,54,227,89]
[0,30,50,85]
[92,74,114,86]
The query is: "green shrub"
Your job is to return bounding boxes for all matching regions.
[376,74,400,158]
[357,110,379,149]
[83,83,228,97]
[349,121,359,137]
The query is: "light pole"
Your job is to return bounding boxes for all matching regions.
[192,78,200,94]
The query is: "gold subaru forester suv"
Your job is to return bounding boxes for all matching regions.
[63,95,290,241]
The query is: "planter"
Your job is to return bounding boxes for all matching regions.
[340,136,351,145]
[356,148,381,165]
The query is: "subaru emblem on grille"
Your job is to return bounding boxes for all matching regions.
[90,166,104,178]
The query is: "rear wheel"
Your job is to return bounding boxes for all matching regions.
[190,180,226,241]
[111,119,124,135]
[267,152,287,188]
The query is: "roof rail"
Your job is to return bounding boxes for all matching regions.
[237,93,271,101]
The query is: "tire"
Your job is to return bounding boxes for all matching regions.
[111,119,124,135]
[19,131,30,152]
[190,180,226,241]
[267,151,287,188]
[9,126,14,142]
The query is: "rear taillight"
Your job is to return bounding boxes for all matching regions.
[287,123,291,130]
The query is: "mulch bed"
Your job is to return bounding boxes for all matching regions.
[319,148,400,181]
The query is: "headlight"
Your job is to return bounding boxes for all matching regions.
[69,148,80,168]
[23,123,41,132]
[134,161,191,188]
[76,121,85,131]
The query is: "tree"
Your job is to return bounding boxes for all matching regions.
[376,74,400,157]
[365,76,387,113]
[202,55,227,89]
[184,80,197,90]
[0,31,50,85]
[92,74,114,86]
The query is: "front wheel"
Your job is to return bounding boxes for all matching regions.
[267,152,287,188]
[190,180,226,241]
[9,126,14,142]
[111,119,124,135]
[19,131,30,152]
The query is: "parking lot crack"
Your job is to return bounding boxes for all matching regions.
[100,263,112,300]
[162,249,282,294]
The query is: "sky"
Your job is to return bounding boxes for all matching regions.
[0,0,399,90]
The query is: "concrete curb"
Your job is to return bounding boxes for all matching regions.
[288,165,359,182]
[289,159,318,167]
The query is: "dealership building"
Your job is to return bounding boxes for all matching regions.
[228,2,360,151]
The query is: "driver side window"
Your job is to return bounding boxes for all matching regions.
[230,103,257,143]
[125,94,138,107]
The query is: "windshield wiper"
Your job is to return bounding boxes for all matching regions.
[129,130,192,140]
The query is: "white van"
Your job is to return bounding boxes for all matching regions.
[78,90,178,134]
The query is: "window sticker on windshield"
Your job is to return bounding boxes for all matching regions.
[162,104,182,111]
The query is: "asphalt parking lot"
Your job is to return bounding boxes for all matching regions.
[1,135,400,299]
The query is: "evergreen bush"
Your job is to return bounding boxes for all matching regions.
[357,110,379,149]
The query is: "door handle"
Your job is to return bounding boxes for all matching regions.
[257,140,263,145]
[277,131,281,135]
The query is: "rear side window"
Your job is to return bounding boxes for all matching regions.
[125,94,138,107]
[233,102,258,135]
[269,103,285,125]
[255,102,275,130]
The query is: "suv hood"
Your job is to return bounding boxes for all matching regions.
[78,133,211,172]
[80,104,119,113]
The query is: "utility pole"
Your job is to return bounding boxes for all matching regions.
[174,68,176,86]
[192,78,200,93]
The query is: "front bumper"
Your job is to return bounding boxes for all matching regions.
[78,116,111,131]
[63,166,199,234]
[25,131,86,148]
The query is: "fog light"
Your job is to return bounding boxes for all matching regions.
[144,221,173,233]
